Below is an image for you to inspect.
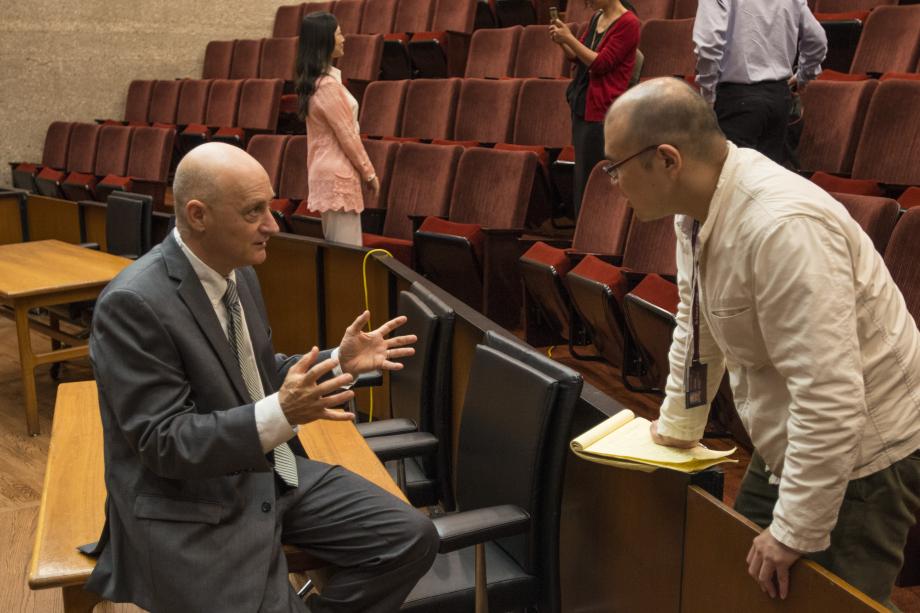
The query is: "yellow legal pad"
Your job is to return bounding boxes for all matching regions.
[570,409,737,473]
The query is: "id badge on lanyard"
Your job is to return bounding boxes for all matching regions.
[686,220,707,408]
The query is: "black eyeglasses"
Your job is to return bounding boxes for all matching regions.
[602,144,661,183]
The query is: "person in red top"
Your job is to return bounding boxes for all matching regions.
[551,1,639,218]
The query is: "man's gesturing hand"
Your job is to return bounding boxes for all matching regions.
[279,347,356,425]
[746,529,802,600]
[337,311,417,377]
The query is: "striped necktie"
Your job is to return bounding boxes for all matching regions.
[223,278,298,488]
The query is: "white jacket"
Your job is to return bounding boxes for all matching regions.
[657,143,920,552]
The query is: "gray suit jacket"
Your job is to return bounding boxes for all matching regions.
[86,234,328,612]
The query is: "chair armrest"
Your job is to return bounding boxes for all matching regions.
[354,370,383,388]
[79,242,101,251]
[409,214,446,234]
[432,505,531,554]
[565,250,622,266]
[356,418,417,438]
[366,431,438,463]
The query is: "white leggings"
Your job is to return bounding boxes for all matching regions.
[320,209,362,246]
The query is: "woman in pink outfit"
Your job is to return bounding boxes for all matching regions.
[296,12,379,245]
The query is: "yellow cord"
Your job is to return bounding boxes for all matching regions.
[547,346,554,358]
[360,248,394,423]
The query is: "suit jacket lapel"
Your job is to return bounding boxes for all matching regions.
[161,235,251,404]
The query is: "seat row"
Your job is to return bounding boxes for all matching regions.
[815,4,920,75]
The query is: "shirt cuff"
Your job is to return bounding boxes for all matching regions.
[254,392,297,453]
[768,519,830,554]
[330,347,355,389]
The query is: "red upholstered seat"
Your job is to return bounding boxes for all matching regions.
[454,78,522,144]
[337,34,384,103]
[849,5,920,75]
[62,125,134,202]
[146,80,183,126]
[272,4,305,38]
[203,40,234,79]
[12,121,73,192]
[898,187,920,209]
[623,273,679,391]
[96,126,175,206]
[380,0,436,79]
[212,78,283,146]
[361,138,400,210]
[247,135,289,192]
[629,273,679,315]
[417,216,485,263]
[361,0,398,34]
[883,206,920,326]
[811,171,884,196]
[334,0,366,33]
[175,79,212,127]
[362,233,414,267]
[260,37,298,82]
[831,191,901,253]
[401,78,461,141]
[513,25,571,78]
[638,19,695,79]
[817,70,871,81]
[465,26,522,78]
[230,39,264,79]
[512,78,572,149]
[564,255,631,366]
[672,0,698,18]
[797,79,877,175]
[360,80,409,138]
[407,0,478,77]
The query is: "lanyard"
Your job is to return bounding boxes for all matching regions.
[685,219,707,408]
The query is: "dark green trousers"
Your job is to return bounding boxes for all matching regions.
[734,450,920,610]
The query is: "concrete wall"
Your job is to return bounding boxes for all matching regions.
[0,0,293,184]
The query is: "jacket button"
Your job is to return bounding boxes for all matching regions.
[261,502,272,513]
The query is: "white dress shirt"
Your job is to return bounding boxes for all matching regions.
[657,144,920,552]
[693,0,827,104]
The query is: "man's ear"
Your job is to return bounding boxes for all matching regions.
[658,144,683,176]
[185,199,207,232]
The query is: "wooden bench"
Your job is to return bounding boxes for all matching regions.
[29,381,407,613]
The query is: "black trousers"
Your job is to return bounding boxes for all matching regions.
[572,113,605,220]
[714,81,792,164]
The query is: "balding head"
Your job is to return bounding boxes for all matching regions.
[605,77,725,162]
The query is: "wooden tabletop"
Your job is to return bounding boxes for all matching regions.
[0,240,129,299]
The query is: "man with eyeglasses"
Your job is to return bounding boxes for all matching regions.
[603,77,920,608]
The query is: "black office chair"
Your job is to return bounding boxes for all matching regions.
[400,331,582,613]
[104,191,152,259]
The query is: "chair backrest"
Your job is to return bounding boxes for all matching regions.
[278,135,309,200]
[401,78,461,140]
[563,2,596,24]
[513,24,569,78]
[573,162,632,255]
[230,39,264,79]
[359,79,409,137]
[237,78,283,131]
[850,5,920,75]
[125,127,174,181]
[391,291,439,428]
[672,0,698,19]
[203,40,234,79]
[41,122,73,170]
[360,138,399,209]
[338,34,384,82]
[382,142,464,239]
[448,147,538,227]
[94,126,134,177]
[175,79,213,126]
[305,1,336,16]
[465,26,522,78]
[832,192,901,254]
[105,192,152,259]
[247,135,290,192]
[512,78,572,148]
[334,0,365,33]
[66,123,101,174]
[883,207,920,326]
[273,3,305,38]
[454,78,522,143]
[634,0,674,19]
[622,213,677,275]
[147,80,182,125]
[851,78,920,185]
[361,0,398,33]
[431,0,478,32]
[639,18,695,78]
[797,79,877,174]
[204,79,244,128]
[393,0,436,32]
[123,80,155,124]
[260,37,298,81]
[815,0,896,10]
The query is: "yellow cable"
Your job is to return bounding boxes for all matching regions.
[360,248,394,423]
[547,346,554,358]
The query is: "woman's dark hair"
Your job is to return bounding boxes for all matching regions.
[295,12,338,120]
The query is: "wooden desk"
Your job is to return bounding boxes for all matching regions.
[29,381,406,613]
[0,240,129,435]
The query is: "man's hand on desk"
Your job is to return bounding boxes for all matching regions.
[337,311,417,377]
[649,420,699,449]
[279,347,357,425]
[746,528,802,600]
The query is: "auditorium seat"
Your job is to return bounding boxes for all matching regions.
[229,39,264,79]
[179,78,244,153]
[622,272,679,391]
[832,192,900,253]
[512,78,572,149]
[465,26,522,78]
[146,80,183,127]
[259,37,298,86]
[246,134,289,194]
[11,121,73,192]
[338,33,383,103]
[884,206,920,324]
[672,0,698,19]
[202,40,234,79]
[899,186,920,209]
[408,0,479,78]
[494,0,537,28]
[639,19,696,79]
[815,11,868,74]
[333,0,365,33]
[513,24,570,78]
[381,0,437,80]
[634,0,675,20]
[362,142,464,267]
[34,123,99,199]
[61,125,133,202]
[172,79,212,130]
[105,80,154,126]
[95,126,175,206]
[359,80,409,138]
[414,147,539,327]
[401,78,461,141]
[272,3,305,38]
[564,0,598,24]
[212,78,283,147]
[797,79,877,175]
[273,135,309,228]
[360,138,400,213]
[849,5,920,75]
[305,1,336,15]
[453,78,522,144]
[361,0,398,34]
[815,0,896,12]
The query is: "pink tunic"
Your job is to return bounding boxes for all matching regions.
[306,69,375,213]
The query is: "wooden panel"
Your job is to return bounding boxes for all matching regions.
[0,194,23,244]
[559,418,689,613]
[80,202,107,252]
[681,486,887,613]
[255,235,320,356]
[448,317,482,496]
[25,196,80,244]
